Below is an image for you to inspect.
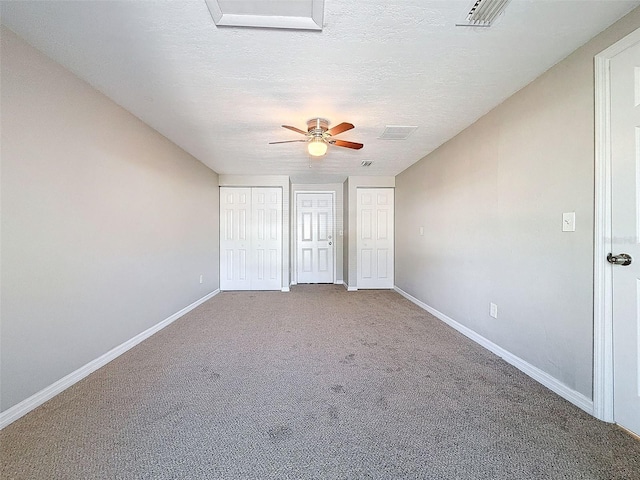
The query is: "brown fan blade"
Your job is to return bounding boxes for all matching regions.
[332,139,363,150]
[282,125,308,135]
[326,122,354,136]
[269,139,308,144]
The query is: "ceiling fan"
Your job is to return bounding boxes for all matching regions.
[269,118,364,157]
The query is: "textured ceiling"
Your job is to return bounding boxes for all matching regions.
[2,1,639,183]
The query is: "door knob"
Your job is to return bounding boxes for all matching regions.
[329,242,332,245]
[607,253,632,266]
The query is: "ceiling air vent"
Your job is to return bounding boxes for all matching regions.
[457,0,511,27]
[361,161,373,167]
[379,125,418,140]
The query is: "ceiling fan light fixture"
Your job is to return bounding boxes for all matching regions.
[270,119,362,155]
[308,137,327,157]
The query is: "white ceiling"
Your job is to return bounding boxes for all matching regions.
[2,0,638,183]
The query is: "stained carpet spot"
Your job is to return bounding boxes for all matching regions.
[340,353,356,364]
[267,425,293,442]
[330,385,345,394]
[376,397,389,410]
[196,366,220,381]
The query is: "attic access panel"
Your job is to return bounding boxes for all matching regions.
[206,0,324,30]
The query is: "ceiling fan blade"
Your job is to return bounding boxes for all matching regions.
[332,139,363,150]
[269,139,308,144]
[282,125,308,135]
[326,122,355,136]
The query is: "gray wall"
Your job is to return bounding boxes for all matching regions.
[395,9,640,399]
[1,28,220,411]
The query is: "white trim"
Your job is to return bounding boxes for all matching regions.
[281,287,290,292]
[394,286,594,415]
[343,282,358,291]
[593,27,640,423]
[0,290,220,430]
[334,280,344,285]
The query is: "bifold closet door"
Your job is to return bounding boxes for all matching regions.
[220,188,251,290]
[220,187,282,291]
[250,188,282,291]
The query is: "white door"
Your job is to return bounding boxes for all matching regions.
[611,39,640,436]
[357,188,394,289]
[220,187,282,291]
[296,193,334,284]
[251,188,282,290]
[220,187,251,290]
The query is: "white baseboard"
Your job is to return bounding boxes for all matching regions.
[281,287,290,292]
[0,289,220,430]
[344,283,358,292]
[393,286,594,415]
[334,280,344,285]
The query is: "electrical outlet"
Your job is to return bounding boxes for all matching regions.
[199,275,203,284]
[490,303,498,319]
[419,226,424,236]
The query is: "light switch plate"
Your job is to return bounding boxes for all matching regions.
[562,212,575,232]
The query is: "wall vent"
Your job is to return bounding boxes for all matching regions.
[379,125,418,140]
[361,161,373,167]
[457,0,511,27]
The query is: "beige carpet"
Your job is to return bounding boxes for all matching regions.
[2,285,639,479]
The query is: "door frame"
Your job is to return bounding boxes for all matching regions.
[292,191,336,285]
[593,27,640,423]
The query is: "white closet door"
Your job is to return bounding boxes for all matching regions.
[357,188,394,289]
[297,193,334,284]
[220,187,282,291]
[251,187,282,290]
[220,187,252,290]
